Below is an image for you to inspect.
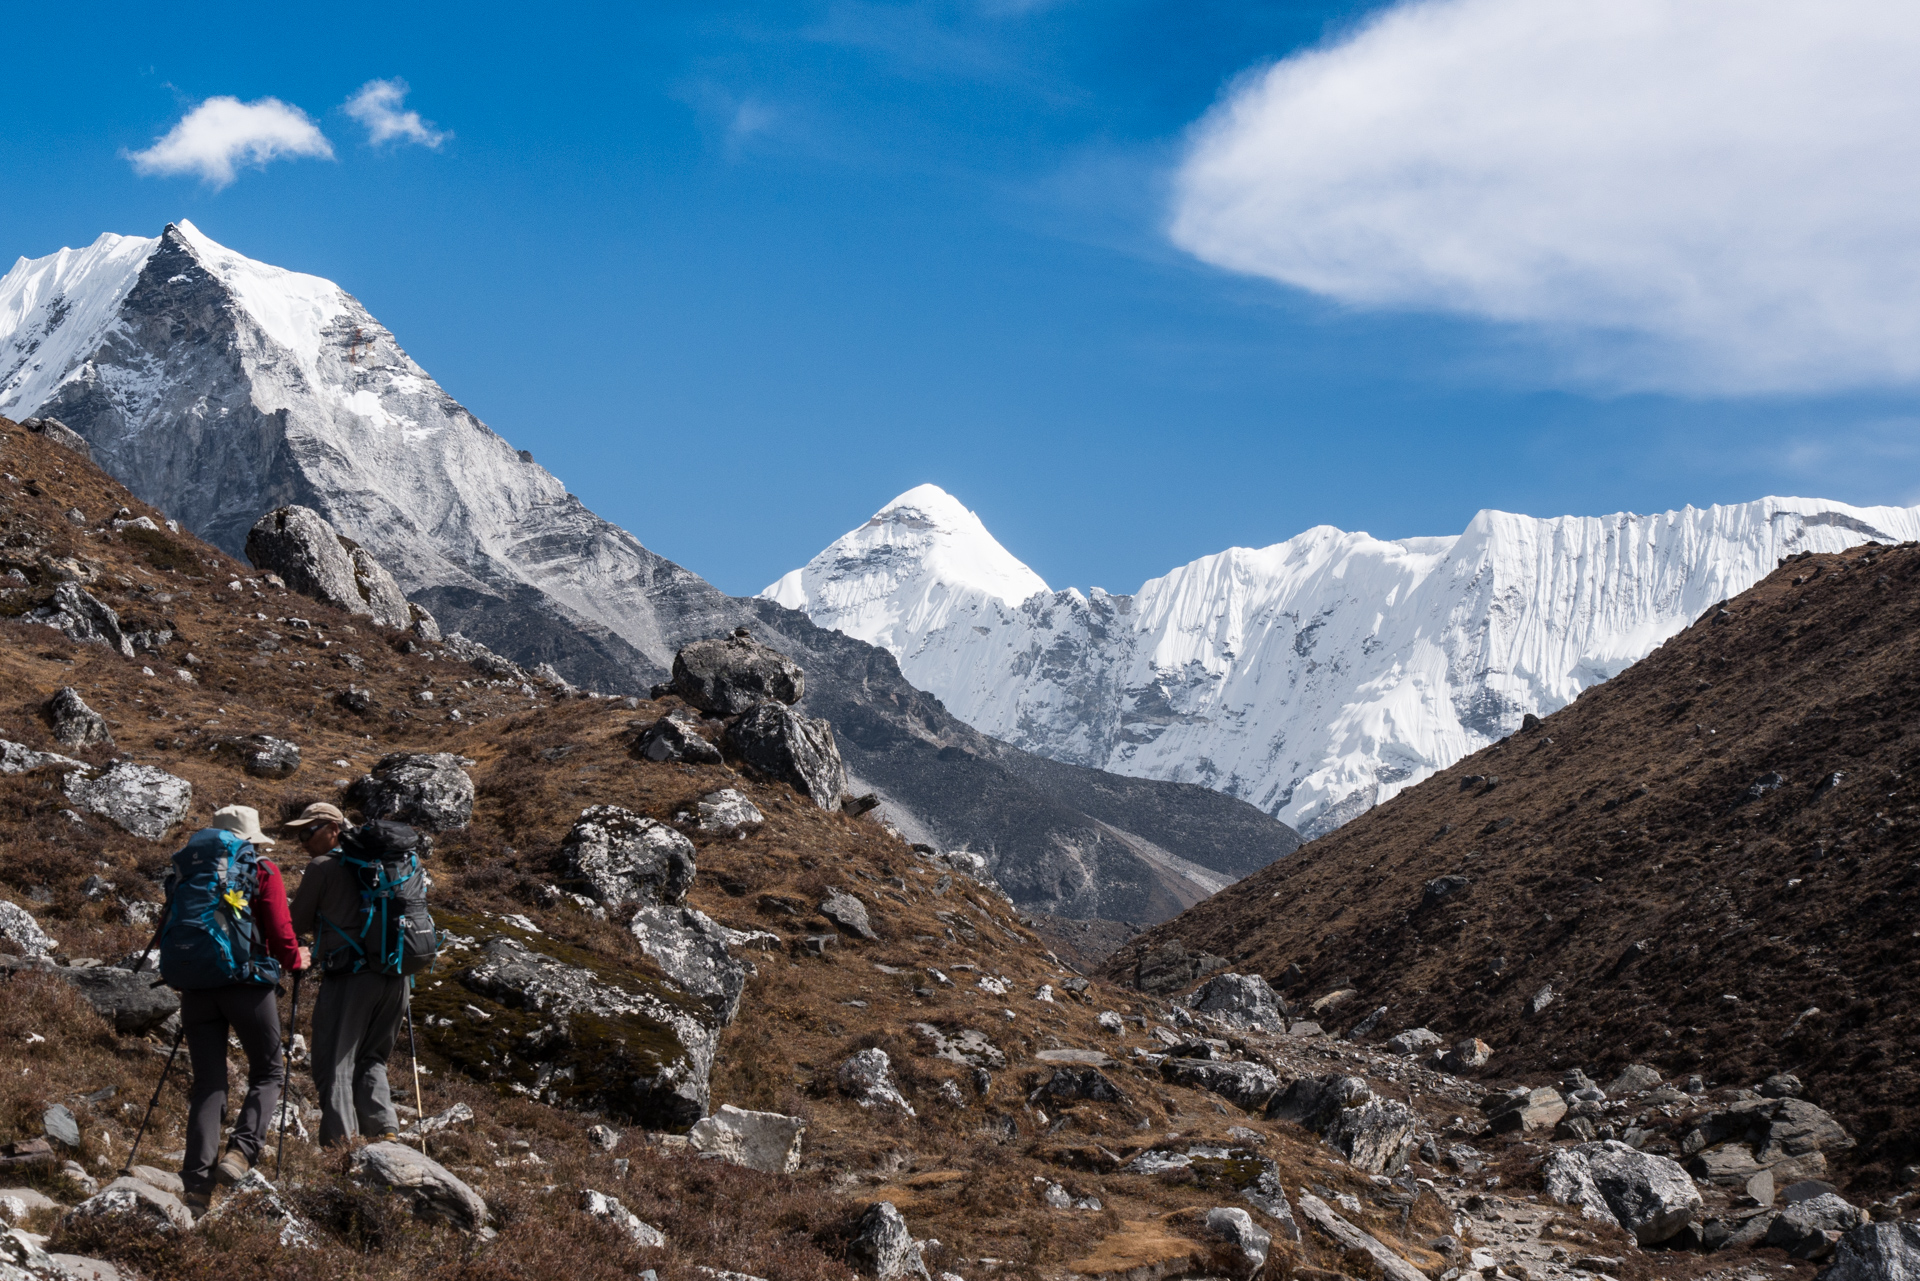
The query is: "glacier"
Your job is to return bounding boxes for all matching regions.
[768,487,1920,837]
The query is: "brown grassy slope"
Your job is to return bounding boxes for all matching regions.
[0,420,1460,1281]
[1104,540,1920,1189]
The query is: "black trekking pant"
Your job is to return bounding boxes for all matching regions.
[180,983,282,1195]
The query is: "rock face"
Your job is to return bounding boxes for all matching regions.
[349,1142,487,1230]
[347,752,474,831]
[63,763,191,840]
[724,701,846,810]
[28,585,132,657]
[246,506,409,627]
[845,1201,931,1281]
[47,688,111,749]
[1267,1074,1372,1131]
[671,633,805,715]
[1544,1141,1701,1245]
[432,931,724,1130]
[1822,1221,1920,1281]
[212,734,301,779]
[686,1104,806,1174]
[564,806,697,908]
[1186,972,1288,1028]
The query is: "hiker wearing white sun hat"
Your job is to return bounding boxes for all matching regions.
[159,803,307,1210]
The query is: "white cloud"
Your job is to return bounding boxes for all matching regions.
[127,97,333,187]
[1169,0,1920,394]
[344,79,448,148]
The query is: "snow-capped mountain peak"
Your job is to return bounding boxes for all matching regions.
[763,484,1048,656]
[773,491,1920,837]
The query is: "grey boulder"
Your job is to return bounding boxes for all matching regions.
[1186,972,1288,1029]
[64,763,191,840]
[819,888,877,940]
[633,714,723,764]
[349,1141,488,1230]
[1545,1140,1701,1244]
[1130,939,1227,996]
[837,1049,914,1115]
[628,903,751,1022]
[65,1177,194,1233]
[845,1201,931,1281]
[246,505,409,627]
[1821,1221,1920,1281]
[1159,1059,1279,1112]
[1324,1096,1418,1174]
[1266,1074,1371,1131]
[564,805,696,907]
[0,902,56,958]
[0,739,85,775]
[697,788,764,831]
[345,545,411,630]
[1607,1063,1665,1095]
[58,963,180,1034]
[580,1189,664,1247]
[48,688,111,749]
[347,752,473,830]
[1205,1205,1272,1280]
[212,734,301,779]
[29,585,132,658]
[724,701,846,810]
[1486,1085,1567,1134]
[687,1104,806,1174]
[21,415,91,457]
[671,632,805,716]
[1766,1192,1866,1260]
[1385,1027,1442,1056]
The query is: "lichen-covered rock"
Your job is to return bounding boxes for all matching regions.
[1766,1192,1866,1260]
[347,752,473,831]
[564,806,696,907]
[698,788,764,831]
[1186,972,1287,1028]
[1385,1027,1442,1056]
[1159,1058,1280,1112]
[838,1049,914,1114]
[628,903,751,1022]
[349,1142,488,1230]
[671,633,805,715]
[47,688,112,749]
[64,763,191,840]
[1030,1066,1128,1107]
[1132,939,1228,995]
[212,734,301,779]
[845,1201,931,1281]
[29,585,132,657]
[1324,1097,1417,1174]
[423,927,720,1130]
[1205,1206,1272,1280]
[913,1024,1006,1070]
[580,1189,664,1247]
[0,901,57,958]
[1266,1074,1371,1131]
[724,701,846,810]
[64,1177,193,1233]
[21,416,91,458]
[441,632,525,680]
[687,1104,806,1174]
[0,740,85,775]
[197,1168,317,1248]
[1822,1221,1920,1281]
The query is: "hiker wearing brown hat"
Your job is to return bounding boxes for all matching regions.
[161,805,307,1211]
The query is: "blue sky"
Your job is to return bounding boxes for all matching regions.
[6,0,1919,595]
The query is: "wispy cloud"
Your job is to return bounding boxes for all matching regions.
[344,78,448,148]
[1169,0,1920,395]
[127,96,333,187]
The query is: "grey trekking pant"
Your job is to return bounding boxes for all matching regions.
[181,983,283,1195]
[309,970,406,1146]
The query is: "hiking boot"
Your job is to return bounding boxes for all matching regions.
[376,1131,400,1143]
[182,1188,212,1214]
[214,1146,251,1186]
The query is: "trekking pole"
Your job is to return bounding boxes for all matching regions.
[276,969,303,1179]
[122,1023,187,1178]
[404,981,427,1156]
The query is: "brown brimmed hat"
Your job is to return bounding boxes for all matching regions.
[283,801,347,830]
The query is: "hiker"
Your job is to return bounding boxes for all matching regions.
[157,805,306,1211]
[290,818,438,1146]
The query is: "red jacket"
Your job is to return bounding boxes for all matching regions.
[254,858,304,971]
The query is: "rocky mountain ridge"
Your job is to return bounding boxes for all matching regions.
[0,227,1299,923]
[770,487,1920,838]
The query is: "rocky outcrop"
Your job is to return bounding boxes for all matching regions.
[439,931,720,1129]
[1822,1221,1920,1281]
[1486,1085,1568,1135]
[1766,1192,1866,1260]
[671,632,804,715]
[1265,1074,1414,1173]
[632,713,722,765]
[845,1201,930,1281]
[349,1142,488,1230]
[563,805,696,908]
[687,1105,806,1174]
[64,763,191,839]
[0,740,85,775]
[580,1189,664,1247]
[1297,1192,1428,1281]
[64,1177,193,1233]
[0,902,57,957]
[21,416,91,458]
[1158,1059,1279,1112]
[838,1049,914,1114]
[247,506,408,628]
[1543,1140,1700,1245]
[1683,1096,1854,1186]
[819,888,877,940]
[1186,972,1288,1028]
[723,701,846,810]
[628,903,752,1022]
[29,585,131,657]
[47,688,111,749]
[1205,1206,1272,1280]
[347,753,473,831]
[1133,939,1228,995]
[698,788,763,831]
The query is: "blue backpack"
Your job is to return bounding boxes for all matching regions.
[157,829,282,990]
[316,820,440,977]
